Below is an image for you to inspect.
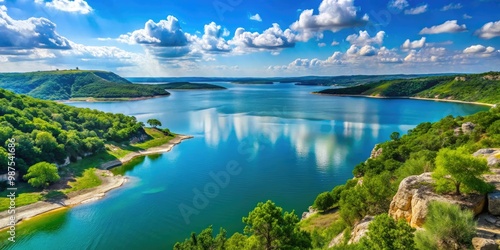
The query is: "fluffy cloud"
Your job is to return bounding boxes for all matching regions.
[346,31,385,46]
[193,22,231,52]
[474,21,500,39]
[290,0,368,41]
[441,3,462,11]
[230,23,296,51]
[404,5,428,15]
[0,5,71,51]
[404,47,447,63]
[389,0,409,10]
[463,45,496,54]
[401,37,426,49]
[463,14,472,19]
[249,14,262,22]
[118,16,189,47]
[419,20,467,34]
[35,0,93,14]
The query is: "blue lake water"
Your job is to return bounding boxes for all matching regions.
[2,83,488,249]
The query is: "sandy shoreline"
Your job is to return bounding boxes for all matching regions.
[0,134,192,230]
[313,93,495,107]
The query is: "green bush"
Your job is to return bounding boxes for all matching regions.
[314,192,334,211]
[415,201,476,250]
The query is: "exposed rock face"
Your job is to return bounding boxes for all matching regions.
[472,237,498,250]
[56,156,71,168]
[328,216,374,248]
[488,192,500,216]
[301,206,318,220]
[348,216,374,244]
[462,122,476,134]
[482,75,500,81]
[389,173,486,228]
[129,133,149,144]
[474,148,500,167]
[455,76,467,81]
[370,145,383,159]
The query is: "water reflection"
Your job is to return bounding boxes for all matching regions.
[187,108,402,170]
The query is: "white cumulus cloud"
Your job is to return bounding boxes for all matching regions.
[35,0,93,15]
[0,5,71,51]
[401,37,426,49]
[463,45,496,54]
[249,14,262,22]
[474,21,500,39]
[419,20,467,34]
[404,4,428,15]
[118,16,189,47]
[230,23,296,51]
[346,30,385,46]
[290,0,368,41]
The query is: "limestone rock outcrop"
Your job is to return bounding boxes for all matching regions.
[370,145,383,159]
[328,216,374,248]
[462,122,476,134]
[472,237,499,250]
[488,192,500,216]
[474,148,500,167]
[389,173,486,228]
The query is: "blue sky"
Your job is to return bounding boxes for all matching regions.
[0,0,499,76]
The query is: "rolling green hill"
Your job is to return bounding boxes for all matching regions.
[317,72,500,104]
[0,70,170,100]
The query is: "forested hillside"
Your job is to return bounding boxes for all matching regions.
[0,88,146,175]
[0,70,170,100]
[317,72,500,104]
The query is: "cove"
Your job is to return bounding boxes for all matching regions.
[1,83,488,249]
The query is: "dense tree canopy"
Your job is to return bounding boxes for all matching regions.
[0,88,148,176]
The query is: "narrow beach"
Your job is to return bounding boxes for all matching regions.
[0,134,192,230]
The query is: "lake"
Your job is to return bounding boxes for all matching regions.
[2,83,488,249]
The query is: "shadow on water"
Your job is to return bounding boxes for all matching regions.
[110,154,162,176]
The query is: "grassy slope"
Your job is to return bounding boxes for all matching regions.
[317,72,500,104]
[0,70,170,100]
[0,127,174,211]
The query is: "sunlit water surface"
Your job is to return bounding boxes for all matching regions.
[1,83,488,249]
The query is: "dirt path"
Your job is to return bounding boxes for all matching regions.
[0,135,192,230]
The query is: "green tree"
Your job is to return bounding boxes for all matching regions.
[35,131,58,152]
[173,225,227,250]
[415,201,476,250]
[390,131,401,141]
[314,191,334,211]
[243,200,311,250]
[432,148,492,195]
[146,119,162,128]
[359,214,416,250]
[23,162,60,188]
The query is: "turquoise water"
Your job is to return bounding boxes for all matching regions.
[2,83,488,249]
